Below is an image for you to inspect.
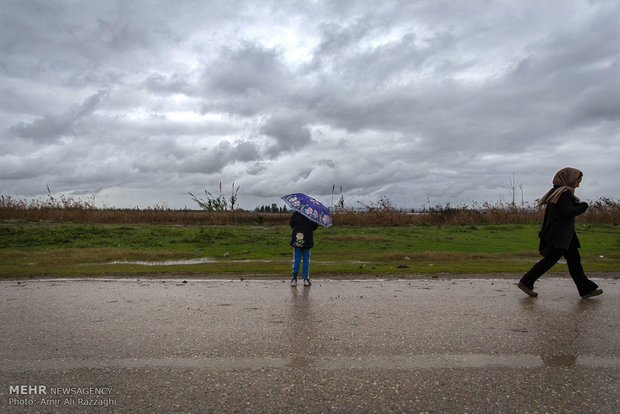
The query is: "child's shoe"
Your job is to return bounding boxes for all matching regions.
[291,278,297,287]
[303,279,311,287]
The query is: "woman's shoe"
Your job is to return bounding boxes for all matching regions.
[581,288,603,298]
[291,278,297,287]
[518,281,538,297]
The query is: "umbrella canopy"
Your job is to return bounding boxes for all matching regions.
[281,193,333,228]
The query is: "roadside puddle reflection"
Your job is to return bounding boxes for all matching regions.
[286,356,311,368]
[106,258,216,266]
[542,355,577,367]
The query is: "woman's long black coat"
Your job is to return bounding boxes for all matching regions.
[538,190,588,256]
[290,211,318,249]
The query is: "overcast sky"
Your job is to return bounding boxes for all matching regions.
[1,0,618,210]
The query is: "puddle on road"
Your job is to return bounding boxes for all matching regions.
[101,258,369,266]
[286,356,312,368]
[106,258,217,266]
[542,355,577,367]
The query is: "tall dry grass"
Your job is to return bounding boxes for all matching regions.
[0,195,288,225]
[1,194,618,226]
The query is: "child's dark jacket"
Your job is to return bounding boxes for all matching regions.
[290,211,318,249]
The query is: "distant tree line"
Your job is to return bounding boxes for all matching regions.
[254,203,288,213]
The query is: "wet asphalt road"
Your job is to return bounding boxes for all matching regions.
[0,277,618,413]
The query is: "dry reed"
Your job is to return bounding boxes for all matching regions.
[1,194,618,226]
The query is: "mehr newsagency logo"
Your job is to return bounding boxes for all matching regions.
[8,384,116,407]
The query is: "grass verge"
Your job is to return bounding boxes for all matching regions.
[1,222,618,278]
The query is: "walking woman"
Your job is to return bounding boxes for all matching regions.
[518,167,603,298]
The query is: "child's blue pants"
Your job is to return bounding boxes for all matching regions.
[292,247,311,280]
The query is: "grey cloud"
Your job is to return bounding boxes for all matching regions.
[232,141,261,162]
[575,85,620,123]
[200,93,274,118]
[9,90,107,140]
[89,114,244,138]
[197,42,299,117]
[143,73,193,96]
[246,161,270,176]
[344,33,438,80]
[316,159,337,169]
[0,1,64,56]
[261,115,312,157]
[183,140,261,174]
[0,138,131,196]
[316,26,454,83]
[204,43,289,96]
[134,139,261,175]
[93,12,155,54]
[314,20,373,60]
[0,155,46,180]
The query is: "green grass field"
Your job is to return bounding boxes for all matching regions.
[0,222,618,278]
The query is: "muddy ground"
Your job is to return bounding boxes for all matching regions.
[3,271,619,281]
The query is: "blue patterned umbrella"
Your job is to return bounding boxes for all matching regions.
[281,193,333,228]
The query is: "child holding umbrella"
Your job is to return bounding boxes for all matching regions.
[289,210,318,286]
[281,193,333,287]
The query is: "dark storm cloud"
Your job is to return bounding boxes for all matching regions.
[0,0,618,208]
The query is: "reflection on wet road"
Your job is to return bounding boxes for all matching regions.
[3,354,618,373]
[1,277,617,412]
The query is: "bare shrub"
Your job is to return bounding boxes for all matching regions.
[1,191,618,225]
[582,197,620,224]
